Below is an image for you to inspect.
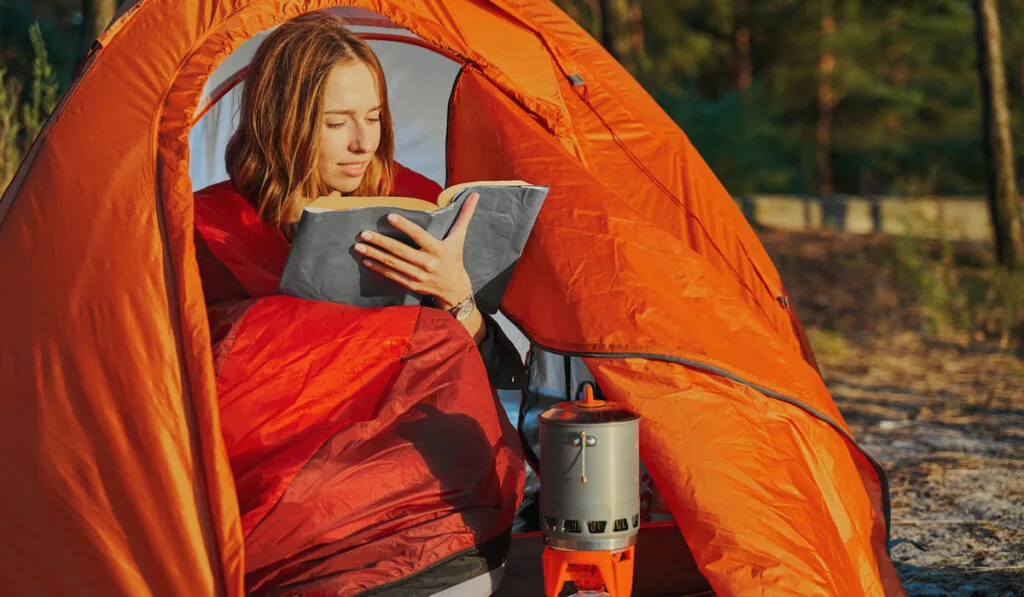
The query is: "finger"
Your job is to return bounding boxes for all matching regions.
[355,243,428,281]
[386,213,441,253]
[446,192,479,244]
[357,230,433,269]
[362,258,423,292]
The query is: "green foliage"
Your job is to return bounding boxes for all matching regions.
[891,232,1024,342]
[805,328,850,362]
[1,23,59,191]
[555,0,1023,197]
[659,82,801,193]
[0,0,78,91]
[0,67,23,189]
[23,24,59,140]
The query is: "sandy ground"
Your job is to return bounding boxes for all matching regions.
[759,228,1023,596]
[813,331,1024,596]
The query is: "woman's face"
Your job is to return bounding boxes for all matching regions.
[317,61,382,194]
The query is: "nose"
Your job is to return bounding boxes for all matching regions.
[349,122,371,154]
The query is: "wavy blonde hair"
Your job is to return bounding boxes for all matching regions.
[226,12,395,226]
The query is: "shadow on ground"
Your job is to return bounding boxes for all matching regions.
[896,562,1024,596]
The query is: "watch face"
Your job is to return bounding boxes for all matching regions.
[454,301,474,321]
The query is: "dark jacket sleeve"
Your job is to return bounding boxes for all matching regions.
[477,314,526,390]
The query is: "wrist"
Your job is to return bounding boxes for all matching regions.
[441,294,476,322]
[434,281,473,312]
[436,291,472,311]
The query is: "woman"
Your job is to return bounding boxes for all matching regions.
[193,13,524,595]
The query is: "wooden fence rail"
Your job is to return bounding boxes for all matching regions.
[735,194,994,241]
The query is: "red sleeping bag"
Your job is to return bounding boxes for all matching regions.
[193,169,525,595]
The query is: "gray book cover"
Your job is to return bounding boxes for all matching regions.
[277,183,549,313]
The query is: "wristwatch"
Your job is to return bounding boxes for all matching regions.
[446,295,476,321]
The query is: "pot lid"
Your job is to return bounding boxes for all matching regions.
[539,385,639,425]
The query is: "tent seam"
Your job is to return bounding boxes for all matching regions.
[501,310,890,537]
[147,2,273,594]
[553,346,893,538]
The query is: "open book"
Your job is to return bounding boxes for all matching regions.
[277,180,549,313]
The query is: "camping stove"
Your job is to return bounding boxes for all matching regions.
[538,384,640,597]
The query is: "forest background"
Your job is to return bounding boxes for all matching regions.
[3,0,1023,199]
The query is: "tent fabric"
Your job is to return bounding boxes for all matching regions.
[0,1,903,596]
[447,68,898,594]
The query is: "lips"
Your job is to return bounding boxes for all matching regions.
[338,161,370,177]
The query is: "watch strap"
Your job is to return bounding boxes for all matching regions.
[446,294,475,318]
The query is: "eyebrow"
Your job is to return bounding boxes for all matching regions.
[324,105,382,116]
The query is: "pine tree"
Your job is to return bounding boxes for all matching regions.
[974,0,1023,267]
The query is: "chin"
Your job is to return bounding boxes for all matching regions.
[327,177,363,195]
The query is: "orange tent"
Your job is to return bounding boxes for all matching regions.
[0,1,903,595]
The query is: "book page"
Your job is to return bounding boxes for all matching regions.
[436,180,531,207]
[307,194,439,213]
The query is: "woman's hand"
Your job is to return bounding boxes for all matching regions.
[353,192,479,312]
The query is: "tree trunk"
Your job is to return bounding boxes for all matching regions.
[885,10,907,131]
[597,0,635,74]
[734,0,752,92]
[817,2,836,199]
[629,1,645,71]
[80,0,118,57]
[93,0,118,37]
[974,0,1024,267]
[583,0,602,39]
